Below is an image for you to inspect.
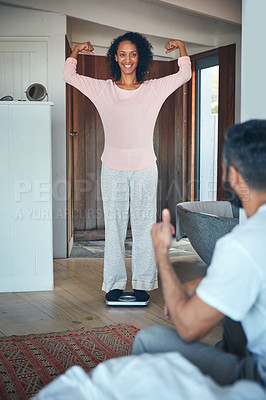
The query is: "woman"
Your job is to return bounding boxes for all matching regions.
[63,32,191,302]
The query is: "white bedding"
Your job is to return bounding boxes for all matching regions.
[34,352,266,400]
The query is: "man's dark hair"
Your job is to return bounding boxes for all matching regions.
[223,119,266,190]
[106,32,153,82]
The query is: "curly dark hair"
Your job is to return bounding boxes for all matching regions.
[106,32,153,82]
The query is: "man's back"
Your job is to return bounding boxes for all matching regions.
[197,204,266,367]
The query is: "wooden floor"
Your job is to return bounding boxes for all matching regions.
[0,253,223,346]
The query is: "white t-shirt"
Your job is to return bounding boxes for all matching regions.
[197,204,266,369]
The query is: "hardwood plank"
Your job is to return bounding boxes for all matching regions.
[0,252,222,344]
[53,258,173,329]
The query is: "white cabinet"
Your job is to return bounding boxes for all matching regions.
[0,102,54,292]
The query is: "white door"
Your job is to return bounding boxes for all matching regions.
[0,38,48,101]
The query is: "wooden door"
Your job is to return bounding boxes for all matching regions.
[151,59,187,222]
[73,55,108,241]
[217,44,236,200]
[71,55,186,241]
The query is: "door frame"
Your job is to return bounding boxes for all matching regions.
[65,37,74,256]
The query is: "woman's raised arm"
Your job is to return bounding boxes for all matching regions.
[63,41,106,101]
[70,41,94,59]
[165,39,188,58]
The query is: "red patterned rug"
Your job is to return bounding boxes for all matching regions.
[0,324,139,400]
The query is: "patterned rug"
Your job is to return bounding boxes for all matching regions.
[0,324,139,400]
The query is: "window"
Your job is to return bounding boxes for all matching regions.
[195,55,219,201]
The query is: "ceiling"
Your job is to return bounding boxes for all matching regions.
[0,0,242,58]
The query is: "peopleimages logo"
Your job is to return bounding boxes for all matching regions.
[14,179,65,202]
[13,177,221,202]
[11,177,246,222]
[14,207,52,220]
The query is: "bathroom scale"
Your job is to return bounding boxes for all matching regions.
[106,292,149,307]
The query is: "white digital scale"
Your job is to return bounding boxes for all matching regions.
[106,292,149,307]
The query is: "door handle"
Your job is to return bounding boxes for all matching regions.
[70,132,78,137]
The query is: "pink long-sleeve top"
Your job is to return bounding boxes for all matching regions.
[63,56,191,171]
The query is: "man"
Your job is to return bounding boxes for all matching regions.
[35,120,266,399]
[133,119,266,388]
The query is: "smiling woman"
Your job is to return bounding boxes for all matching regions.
[62,31,191,304]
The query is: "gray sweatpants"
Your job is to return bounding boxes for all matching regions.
[101,163,158,292]
[132,325,266,387]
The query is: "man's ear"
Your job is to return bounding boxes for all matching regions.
[229,165,244,193]
[228,165,238,184]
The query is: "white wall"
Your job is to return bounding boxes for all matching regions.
[66,3,216,48]
[241,0,266,121]
[1,0,241,61]
[1,0,241,27]
[145,0,241,24]
[68,17,216,60]
[0,4,67,258]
